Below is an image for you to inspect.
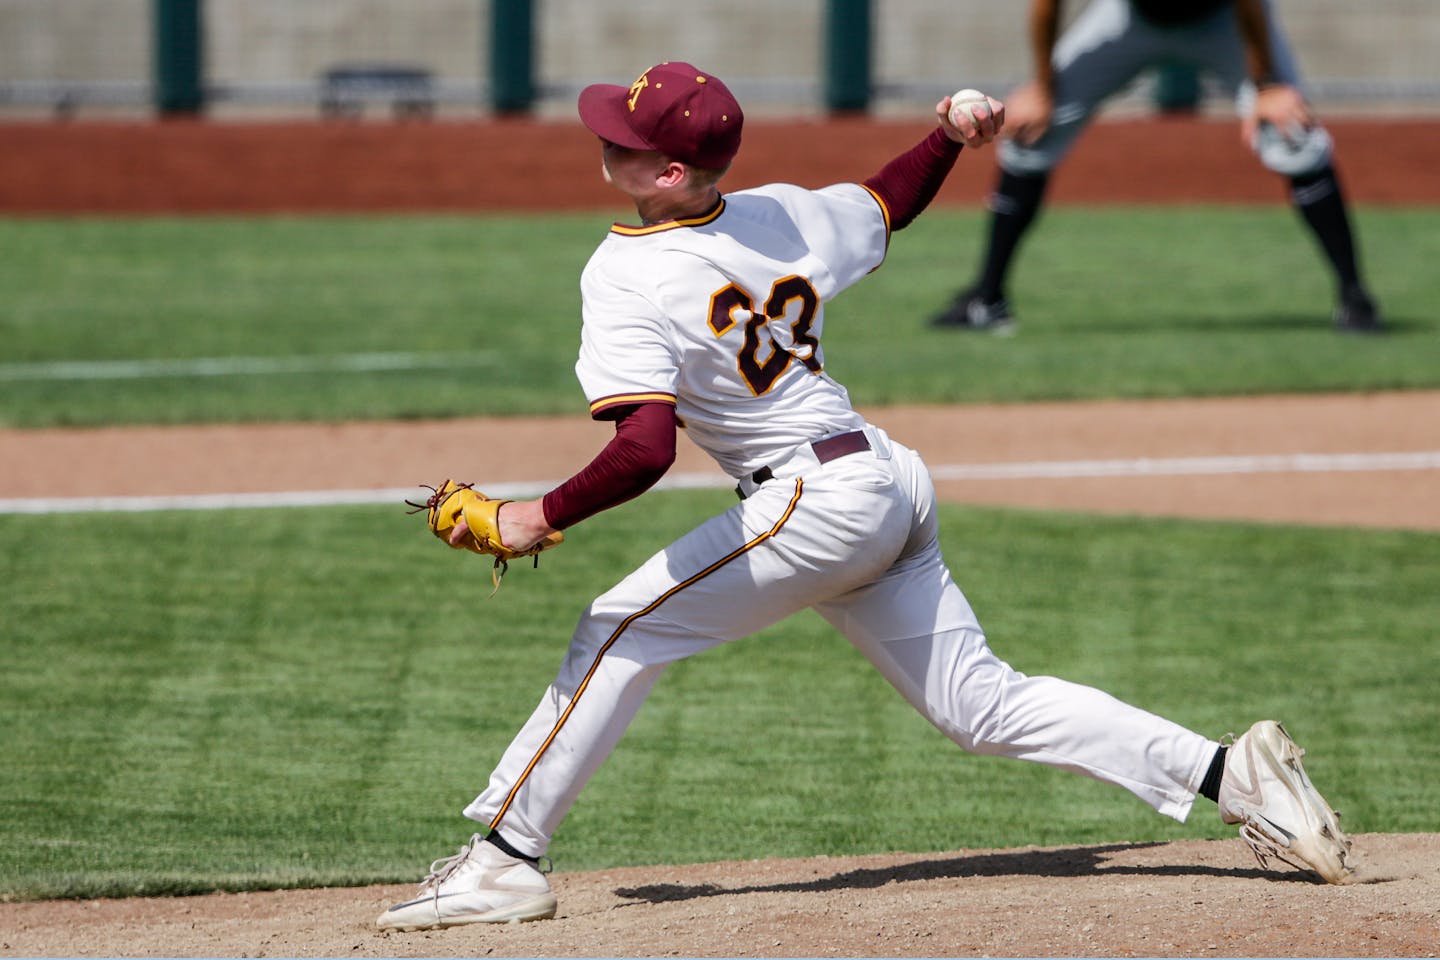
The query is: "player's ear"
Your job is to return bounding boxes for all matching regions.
[655,160,689,188]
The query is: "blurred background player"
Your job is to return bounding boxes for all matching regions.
[932,0,1383,335]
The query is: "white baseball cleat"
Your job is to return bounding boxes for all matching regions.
[1218,720,1354,884]
[377,834,557,930]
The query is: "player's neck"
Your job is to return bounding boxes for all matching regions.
[636,187,722,226]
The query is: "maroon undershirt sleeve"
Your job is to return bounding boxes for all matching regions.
[861,126,963,231]
[540,401,678,530]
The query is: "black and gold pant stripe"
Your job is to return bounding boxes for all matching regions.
[488,480,806,831]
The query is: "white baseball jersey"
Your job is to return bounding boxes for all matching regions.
[574,181,885,478]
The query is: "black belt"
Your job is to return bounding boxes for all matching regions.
[736,430,871,499]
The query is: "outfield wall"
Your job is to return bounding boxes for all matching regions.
[3,116,1437,214]
[1,0,1437,118]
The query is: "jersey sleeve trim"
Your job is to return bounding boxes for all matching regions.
[860,183,893,237]
[589,391,678,418]
[610,198,727,236]
[859,183,893,267]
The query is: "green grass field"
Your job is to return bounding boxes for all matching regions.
[3,493,1436,900]
[1,207,1436,427]
[2,205,1437,901]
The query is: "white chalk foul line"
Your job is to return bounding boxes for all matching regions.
[929,450,1440,480]
[0,352,497,381]
[0,487,440,515]
[1,451,1436,515]
[0,474,733,515]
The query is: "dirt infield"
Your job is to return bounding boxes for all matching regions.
[4,835,1439,958]
[5,392,1440,532]
[3,116,1439,956]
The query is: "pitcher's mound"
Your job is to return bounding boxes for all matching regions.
[5,833,1437,957]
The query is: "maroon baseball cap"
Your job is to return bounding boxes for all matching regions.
[578,62,743,170]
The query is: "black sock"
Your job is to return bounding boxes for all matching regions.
[485,829,538,863]
[973,170,1050,303]
[1289,166,1363,295]
[1198,745,1227,803]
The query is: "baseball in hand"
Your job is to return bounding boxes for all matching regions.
[948,88,990,127]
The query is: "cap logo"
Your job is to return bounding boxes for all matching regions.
[627,73,649,112]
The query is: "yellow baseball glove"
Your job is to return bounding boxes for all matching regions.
[406,479,563,591]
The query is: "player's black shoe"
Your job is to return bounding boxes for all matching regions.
[931,290,1016,335]
[1333,286,1384,334]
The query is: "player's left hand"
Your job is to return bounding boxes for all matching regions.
[1243,83,1313,148]
[448,498,556,554]
[937,93,1004,148]
[407,480,562,592]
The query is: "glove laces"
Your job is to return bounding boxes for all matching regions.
[404,481,473,518]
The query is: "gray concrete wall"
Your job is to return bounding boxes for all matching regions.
[0,0,149,111]
[1,0,1436,117]
[537,0,822,114]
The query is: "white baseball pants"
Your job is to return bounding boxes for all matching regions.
[465,426,1218,857]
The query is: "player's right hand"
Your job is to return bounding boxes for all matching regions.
[1243,83,1313,149]
[1003,81,1055,146]
[937,93,1005,148]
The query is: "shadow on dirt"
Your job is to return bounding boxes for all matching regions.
[614,841,1322,905]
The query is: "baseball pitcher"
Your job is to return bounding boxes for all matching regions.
[379,60,1352,932]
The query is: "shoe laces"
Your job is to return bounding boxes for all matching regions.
[1238,819,1310,875]
[419,833,486,891]
[417,834,554,891]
